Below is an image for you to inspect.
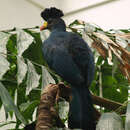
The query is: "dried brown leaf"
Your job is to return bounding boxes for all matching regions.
[108,46,113,65]
[92,41,107,58]
[113,33,130,39]
[84,27,130,81]
[119,64,130,82]
[93,32,118,47]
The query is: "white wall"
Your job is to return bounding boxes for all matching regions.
[0,0,41,30]
[0,0,130,31]
[63,0,130,30]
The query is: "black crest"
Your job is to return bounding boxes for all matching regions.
[41,7,64,21]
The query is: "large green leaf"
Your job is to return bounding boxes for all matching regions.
[102,76,117,87]
[42,66,55,89]
[0,82,27,125]
[17,29,34,57]
[0,55,10,80]
[26,60,40,95]
[0,32,11,80]
[17,57,27,85]
[22,31,45,65]
[20,100,39,121]
[0,121,16,128]
[0,32,10,54]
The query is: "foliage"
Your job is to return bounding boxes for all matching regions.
[0,21,129,129]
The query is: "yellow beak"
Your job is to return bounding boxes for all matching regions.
[40,21,48,31]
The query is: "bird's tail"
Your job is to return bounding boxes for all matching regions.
[68,86,96,130]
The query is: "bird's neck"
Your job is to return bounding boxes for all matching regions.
[51,25,66,32]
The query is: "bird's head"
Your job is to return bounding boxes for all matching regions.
[40,7,66,31]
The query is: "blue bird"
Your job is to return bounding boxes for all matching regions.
[40,7,95,130]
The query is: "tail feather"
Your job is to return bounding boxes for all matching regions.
[68,86,95,130]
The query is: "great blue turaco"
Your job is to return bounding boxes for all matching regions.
[40,7,96,130]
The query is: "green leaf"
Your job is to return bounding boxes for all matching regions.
[17,83,26,107]
[69,20,82,27]
[17,57,27,85]
[120,29,130,33]
[0,121,16,128]
[22,31,45,65]
[102,76,117,87]
[20,100,39,121]
[0,55,10,80]
[26,60,40,95]
[96,56,104,65]
[0,32,10,54]
[0,32,11,80]
[42,66,55,89]
[6,34,17,56]
[0,82,27,125]
[17,29,34,57]
[103,87,122,103]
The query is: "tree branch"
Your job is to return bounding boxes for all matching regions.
[36,83,71,130]
[35,83,127,130]
[92,94,126,114]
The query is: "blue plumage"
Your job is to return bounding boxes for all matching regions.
[41,7,96,129]
[43,31,94,87]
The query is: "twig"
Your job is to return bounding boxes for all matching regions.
[92,94,126,114]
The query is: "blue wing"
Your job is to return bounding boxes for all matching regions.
[43,43,84,86]
[42,32,94,87]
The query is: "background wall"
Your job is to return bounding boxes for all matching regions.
[0,0,130,31]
